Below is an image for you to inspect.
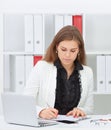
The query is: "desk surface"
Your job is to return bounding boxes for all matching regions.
[0,115,111,130]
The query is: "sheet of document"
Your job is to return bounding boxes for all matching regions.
[53,115,90,122]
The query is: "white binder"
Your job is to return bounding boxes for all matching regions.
[106,55,111,92]
[4,14,24,52]
[4,55,10,91]
[34,15,43,54]
[64,14,72,26]
[24,15,34,52]
[15,56,25,93]
[55,14,64,34]
[25,55,33,84]
[97,55,106,93]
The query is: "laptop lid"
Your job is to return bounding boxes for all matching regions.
[1,92,57,127]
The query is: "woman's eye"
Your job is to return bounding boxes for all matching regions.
[61,49,66,51]
[71,50,76,53]
[61,48,77,53]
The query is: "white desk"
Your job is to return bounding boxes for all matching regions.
[0,115,111,130]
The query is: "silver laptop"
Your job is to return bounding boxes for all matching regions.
[1,92,57,127]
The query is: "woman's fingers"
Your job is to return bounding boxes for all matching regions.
[39,108,58,119]
[66,108,86,117]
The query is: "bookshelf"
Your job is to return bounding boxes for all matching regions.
[2,13,81,92]
[1,13,111,114]
[2,14,76,93]
[85,14,111,94]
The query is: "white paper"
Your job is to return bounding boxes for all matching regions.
[53,115,90,122]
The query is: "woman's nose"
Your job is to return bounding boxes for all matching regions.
[65,51,70,57]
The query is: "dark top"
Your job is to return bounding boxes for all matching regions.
[54,59,83,115]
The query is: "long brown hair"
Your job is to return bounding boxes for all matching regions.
[43,25,86,65]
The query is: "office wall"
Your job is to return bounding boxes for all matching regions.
[1,0,111,14]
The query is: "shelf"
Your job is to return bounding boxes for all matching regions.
[1,51,111,55]
[93,92,111,95]
[2,52,43,56]
[86,52,111,55]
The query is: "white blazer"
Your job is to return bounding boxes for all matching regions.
[24,60,94,116]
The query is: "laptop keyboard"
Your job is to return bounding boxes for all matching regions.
[38,120,57,127]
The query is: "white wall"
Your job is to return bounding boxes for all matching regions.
[1,0,111,14]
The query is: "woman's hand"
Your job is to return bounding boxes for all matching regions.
[66,108,86,118]
[39,108,58,119]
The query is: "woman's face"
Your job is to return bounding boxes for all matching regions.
[56,40,79,67]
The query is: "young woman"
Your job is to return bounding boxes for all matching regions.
[24,25,94,119]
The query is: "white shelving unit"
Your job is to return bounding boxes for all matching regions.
[85,14,111,94]
[1,14,55,93]
[1,13,74,93]
[1,13,111,114]
[84,14,111,114]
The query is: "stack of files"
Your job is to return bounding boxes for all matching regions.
[54,14,82,35]
[97,55,111,93]
[106,55,111,92]
[96,55,106,93]
[72,15,82,34]
[15,56,25,93]
[14,55,42,93]
[24,14,44,55]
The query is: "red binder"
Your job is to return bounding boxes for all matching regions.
[33,56,42,66]
[72,15,82,34]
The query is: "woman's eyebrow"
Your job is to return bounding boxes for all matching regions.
[60,46,78,49]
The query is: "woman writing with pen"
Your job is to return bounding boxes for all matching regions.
[24,25,94,119]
